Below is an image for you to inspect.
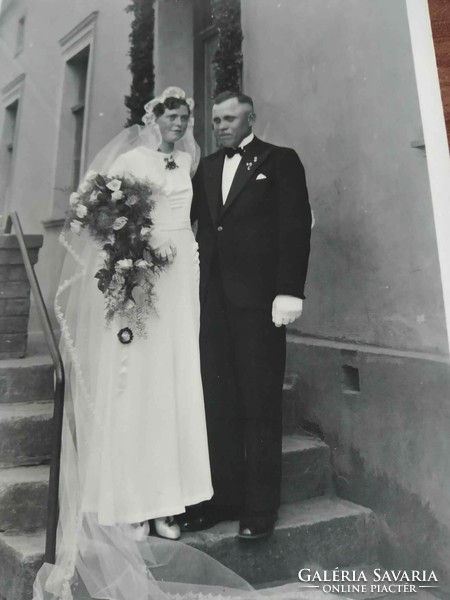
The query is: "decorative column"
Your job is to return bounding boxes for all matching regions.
[0,233,43,358]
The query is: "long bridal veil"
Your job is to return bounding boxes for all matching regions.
[32,218,257,599]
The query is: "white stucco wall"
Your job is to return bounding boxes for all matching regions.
[241,0,447,354]
[154,0,194,96]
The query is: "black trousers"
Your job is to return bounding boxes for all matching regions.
[199,264,286,518]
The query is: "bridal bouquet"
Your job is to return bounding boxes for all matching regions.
[66,171,168,343]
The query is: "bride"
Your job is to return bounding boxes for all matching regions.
[74,87,213,540]
[33,87,288,600]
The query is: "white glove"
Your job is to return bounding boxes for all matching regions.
[272,295,303,327]
[148,231,177,264]
[152,239,177,263]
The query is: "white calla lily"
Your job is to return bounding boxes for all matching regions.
[76,204,88,218]
[115,258,133,270]
[135,259,150,269]
[69,192,80,206]
[107,179,122,192]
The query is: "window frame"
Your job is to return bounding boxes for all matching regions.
[15,14,26,56]
[0,73,25,226]
[45,12,97,227]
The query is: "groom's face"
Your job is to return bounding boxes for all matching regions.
[212,98,254,148]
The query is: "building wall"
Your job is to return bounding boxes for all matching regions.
[240,0,450,582]
[242,0,447,355]
[0,0,132,332]
[287,338,450,584]
[154,0,194,97]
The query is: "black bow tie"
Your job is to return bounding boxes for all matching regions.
[224,147,245,158]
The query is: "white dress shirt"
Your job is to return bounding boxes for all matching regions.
[221,133,254,204]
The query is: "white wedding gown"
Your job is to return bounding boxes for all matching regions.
[79,147,213,524]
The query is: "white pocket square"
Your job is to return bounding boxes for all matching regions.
[256,173,267,180]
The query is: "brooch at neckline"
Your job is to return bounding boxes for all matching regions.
[164,155,179,170]
[158,149,179,170]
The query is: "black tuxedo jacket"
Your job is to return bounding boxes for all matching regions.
[192,136,312,309]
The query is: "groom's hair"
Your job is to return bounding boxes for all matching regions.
[213,91,254,110]
[152,97,191,118]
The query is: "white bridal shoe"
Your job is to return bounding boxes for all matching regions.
[125,521,150,542]
[154,516,181,540]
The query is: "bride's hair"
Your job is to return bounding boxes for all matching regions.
[152,96,191,118]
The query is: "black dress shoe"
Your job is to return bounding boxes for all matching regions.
[177,513,212,533]
[178,507,240,533]
[238,514,277,540]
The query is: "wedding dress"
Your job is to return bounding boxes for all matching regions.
[79,147,213,525]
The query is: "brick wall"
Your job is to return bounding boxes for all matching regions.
[0,235,43,358]
[429,0,450,144]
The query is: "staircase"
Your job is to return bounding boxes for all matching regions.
[0,353,53,600]
[0,354,379,600]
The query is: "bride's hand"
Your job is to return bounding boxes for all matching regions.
[152,239,177,264]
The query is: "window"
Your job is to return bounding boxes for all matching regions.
[0,100,19,219]
[68,46,89,190]
[0,72,24,225]
[194,0,218,155]
[51,44,91,220]
[16,15,26,55]
[48,12,97,225]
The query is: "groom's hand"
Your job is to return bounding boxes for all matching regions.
[153,239,177,264]
[272,295,303,327]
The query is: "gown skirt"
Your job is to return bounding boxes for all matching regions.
[79,147,213,525]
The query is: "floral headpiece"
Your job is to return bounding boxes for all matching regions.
[142,86,195,126]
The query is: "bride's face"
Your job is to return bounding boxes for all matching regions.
[156,106,190,144]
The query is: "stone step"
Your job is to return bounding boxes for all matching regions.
[0,466,49,533]
[0,402,53,468]
[0,531,45,600]
[282,376,302,433]
[0,497,378,600]
[0,434,331,536]
[0,355,54,404]
[281,433,331,503]
[0,353,295,414]
[183,497,378,585]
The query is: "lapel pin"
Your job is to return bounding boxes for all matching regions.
[246,156,258,171]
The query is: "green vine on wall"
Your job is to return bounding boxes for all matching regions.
[123,0,243,123]
[212,0,243,96]
[125,0,155,126]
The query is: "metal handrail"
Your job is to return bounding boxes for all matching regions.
[5,212,64,565]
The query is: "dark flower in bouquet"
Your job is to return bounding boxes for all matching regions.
[66,170,169,340]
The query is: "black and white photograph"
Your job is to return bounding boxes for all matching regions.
[0,0,450,599]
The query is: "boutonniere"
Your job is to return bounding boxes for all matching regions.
[246,156,258,171]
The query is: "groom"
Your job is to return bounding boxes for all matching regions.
[184,91,311,539]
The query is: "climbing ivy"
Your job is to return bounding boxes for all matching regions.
[212,0,243,95]
[124,0,155,126]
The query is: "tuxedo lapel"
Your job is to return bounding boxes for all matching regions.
[222,137,272,216]
[204,150,225,226]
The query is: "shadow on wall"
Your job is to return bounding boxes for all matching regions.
[286,338,450,592]
[333,443,450,590]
